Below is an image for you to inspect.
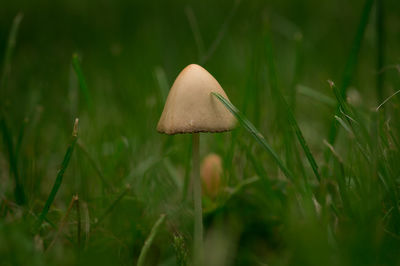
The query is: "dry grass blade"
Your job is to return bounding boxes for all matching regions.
[75,195,81,249]
[81,201,90,249]
[46,195,79,252]
[376,89,400,111]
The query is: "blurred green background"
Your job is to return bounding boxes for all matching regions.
[1,0,400,265]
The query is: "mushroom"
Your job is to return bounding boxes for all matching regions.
[201,153,223,199]
[157,64,235,263]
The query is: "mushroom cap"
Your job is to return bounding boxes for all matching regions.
[157,64,236,134]
[201,153,223,198]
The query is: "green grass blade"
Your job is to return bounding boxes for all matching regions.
[329,80,352,116]
[1,13,23,92]
[204,175,261,215]
[35,118,79,231]
[376,0,385,105]
[326,0,374,146]
[0,13,25,205]
[200,0,241,64]
[185,6,205,61]
[330,81,372,164]
[264,33,321,182]
[289,32,303,109]
[154,66,169,103]
[164,158,183,191]
[264,33,295,174]
[0,117,26,204]
[329,80,368,141]
[212,92,293,180]
[244,144,269,180]
[340,0,374,97]
[334,115,353,136]
[297,84,336,107]
[76,141,111,190]
[15,117,28,160]
[287,108,321,182]
[72,54,93,111]
[96,184,131,226]
[137,214,166,266]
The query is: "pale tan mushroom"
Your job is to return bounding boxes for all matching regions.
[156,64,235,265]
[157,64,236,134]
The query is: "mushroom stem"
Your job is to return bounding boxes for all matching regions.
[192,132,203,265]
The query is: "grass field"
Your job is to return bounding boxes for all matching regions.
[1,0,400,265]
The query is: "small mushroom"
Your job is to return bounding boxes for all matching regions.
[157,64,235,264]
[201,153,223,199]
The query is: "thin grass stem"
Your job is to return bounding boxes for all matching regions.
[95,184,131,226]
[0,13,25,205]
[81,201,90,250]
[35,118,79,232]
[75,195,81,250]
[0,117,26,204]
[46,195,78,253]
[200,0,241,64]
[72,54,93,111]
[137,214,166,266]
[376,0,385,105]
[1,13,23,92]
[376,89,400,111]
[264,33,321,182]
[185,6,205,61]
[76,141,111,190]
[326,0,374,147]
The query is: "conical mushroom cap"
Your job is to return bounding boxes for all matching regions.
[157,64,236,134]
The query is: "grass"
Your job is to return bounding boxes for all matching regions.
[35,119,79,232]
[137,213,166,266]
[326,0,375,148]
[376,0,385,104]
[212,92,293,180]
[264,31,321,183]
[1,0,400,265]
[0,12,23,91]
[72,54,93,112]
[1,12,25,205]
